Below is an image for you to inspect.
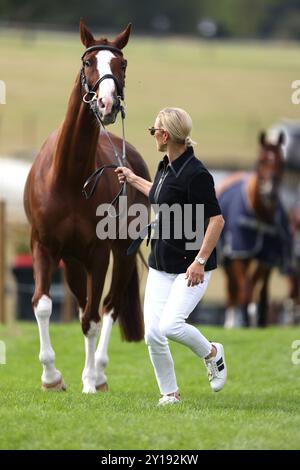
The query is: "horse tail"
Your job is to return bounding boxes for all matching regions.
[117,253,144,342]
[102,241,145,342]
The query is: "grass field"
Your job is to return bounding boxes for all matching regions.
[1,31,300,450]
[0,322,300,450]
[0,28,300,169]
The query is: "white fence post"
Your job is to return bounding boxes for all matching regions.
[0,80,6,105]
[0,200,6,324]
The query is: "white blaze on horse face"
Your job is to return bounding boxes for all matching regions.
[96,50,116,116]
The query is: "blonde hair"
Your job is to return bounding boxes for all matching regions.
[156,107,197,147]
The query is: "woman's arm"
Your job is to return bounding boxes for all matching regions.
[115,166,153,197]
[196,214,225,261]
[186,214,225,286]
[186,171,225,286]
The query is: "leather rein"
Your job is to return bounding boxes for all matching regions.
[81,44,128,210]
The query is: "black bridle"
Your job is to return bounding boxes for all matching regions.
[81,44,128,213]
[80,44,126,103]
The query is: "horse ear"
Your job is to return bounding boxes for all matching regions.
[113,23,132,50]
[259,131,266,147]
[277,131,285,146]
[80,19,95,47]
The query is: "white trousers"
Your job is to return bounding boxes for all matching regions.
[144,267,212,395]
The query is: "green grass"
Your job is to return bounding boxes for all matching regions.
[1,29,300,169]
[0,322,300,449]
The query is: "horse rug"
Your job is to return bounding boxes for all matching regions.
[218,179,291,271]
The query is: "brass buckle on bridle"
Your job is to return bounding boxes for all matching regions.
[83,91,98,103]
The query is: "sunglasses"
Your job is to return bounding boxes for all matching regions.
[148,127,165,136]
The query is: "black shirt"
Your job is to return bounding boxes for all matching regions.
[148,146,222,273]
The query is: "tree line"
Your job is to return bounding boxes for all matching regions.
[0,0,299,39]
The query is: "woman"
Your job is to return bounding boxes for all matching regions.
[115,107,226,405]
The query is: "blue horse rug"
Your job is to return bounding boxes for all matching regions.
[218,179,291,271]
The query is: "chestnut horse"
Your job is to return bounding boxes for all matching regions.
[24,21,150,393]
[217,132,291,328]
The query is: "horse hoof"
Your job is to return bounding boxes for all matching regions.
[42,377,67,392]
[82,385,97,394]
[96,382,108,392]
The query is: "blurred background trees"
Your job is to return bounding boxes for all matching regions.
[0,0,299,39]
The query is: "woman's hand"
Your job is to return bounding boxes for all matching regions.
[185,261,205,287]
[115,166,136,185]
[115,166,153,197]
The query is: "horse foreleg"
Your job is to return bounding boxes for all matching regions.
[32,242,66,391]
[95,310,114,391]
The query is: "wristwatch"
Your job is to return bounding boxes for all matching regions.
[195,256,206,266]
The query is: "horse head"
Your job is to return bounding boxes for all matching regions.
[256,131,285,208]
[80,20,131,125]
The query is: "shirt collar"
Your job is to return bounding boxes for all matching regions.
[158,146,194,177]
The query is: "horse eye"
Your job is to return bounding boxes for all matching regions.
[84,60,91,67]
[122,60,127,70]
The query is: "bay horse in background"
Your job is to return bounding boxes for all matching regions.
[284,202,300,324]
[24,21,150,393]
[217,131,291,328]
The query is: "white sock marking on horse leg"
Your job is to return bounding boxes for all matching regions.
[247,302,258,327]
[224,307,233,329]
[95,310,114,387]
[79,307,84,322]
[224,307,237,329]
[224,306,244,328]
[82,321,101,394]
[34,295,62,384]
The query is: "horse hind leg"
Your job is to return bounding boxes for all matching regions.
[82,319,101,394]
[64,257,104,392]
[95,309,114,391]
[63,257,87,319]
[81,249,110,394]
[32,242,66,391]
[94,241,144,391]
[104,241,144,341]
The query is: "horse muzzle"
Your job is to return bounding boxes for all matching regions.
[98,99,120,125]
[260,190,278,207]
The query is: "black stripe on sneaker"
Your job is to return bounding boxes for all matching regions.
[218,364,225,372]
[216,357,223,366]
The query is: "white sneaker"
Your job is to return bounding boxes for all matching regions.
[204,342,227,392]
[157,393,180,406]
